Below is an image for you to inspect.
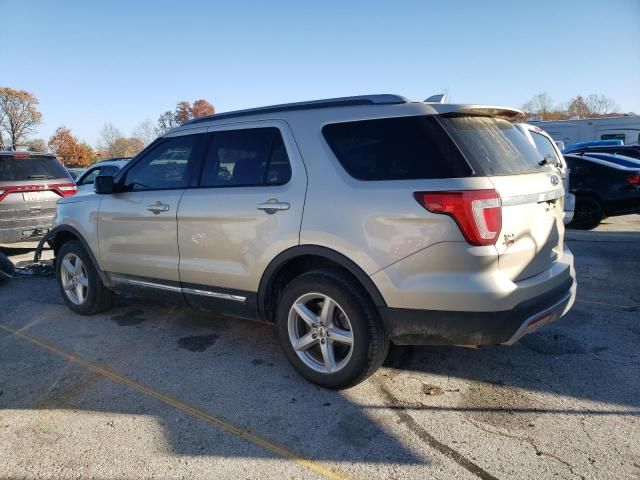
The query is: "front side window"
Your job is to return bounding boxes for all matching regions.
[530,131,561,166]
[123,135,201,191]
[201,127,291,187]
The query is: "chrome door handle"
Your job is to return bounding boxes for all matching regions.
[257,199,290,214]
[147,201,170,214]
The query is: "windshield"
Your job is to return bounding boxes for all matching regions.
[0,155,70,181]
[439,116,545,175]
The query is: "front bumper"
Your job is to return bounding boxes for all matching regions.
[379,276,576,346]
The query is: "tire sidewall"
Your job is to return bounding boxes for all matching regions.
[276,271,379,389]
[56,241,102,315]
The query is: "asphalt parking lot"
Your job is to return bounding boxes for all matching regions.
[1,216,639,480]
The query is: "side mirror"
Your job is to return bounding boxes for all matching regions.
[95,175,115,194]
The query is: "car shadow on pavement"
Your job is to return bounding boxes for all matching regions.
[0,280,427,468]
[386,296,640,416]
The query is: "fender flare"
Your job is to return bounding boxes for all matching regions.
[257,245,387,320]
[34,225,111,287]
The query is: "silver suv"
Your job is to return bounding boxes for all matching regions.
[1,151,77,243]
[39,95,576,388]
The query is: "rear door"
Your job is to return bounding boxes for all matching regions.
[98,132,206,282]
[440,117,565,282]
[177,122,306,306]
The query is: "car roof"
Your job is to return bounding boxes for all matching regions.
[566,153,640,171]
[0,150,54,157]
[88,159,129,168]
[173,94,525,132]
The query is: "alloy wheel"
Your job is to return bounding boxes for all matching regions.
[287,293,354,374]
[60,253,89,305]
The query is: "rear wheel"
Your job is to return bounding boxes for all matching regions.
[276,269,388,389]
[569,196,603,230]
[56,240,112,314]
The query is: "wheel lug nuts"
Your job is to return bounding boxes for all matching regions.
[321,339,326,344]
[312,324,317,328]
[312,333,317,339]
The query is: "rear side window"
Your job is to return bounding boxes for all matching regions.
[530,131,561,166]
[439,116,545,175]
[201,127,291,187]
[0,155,70,181]
[323,116,472,180]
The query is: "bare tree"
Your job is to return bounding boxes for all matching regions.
[25,138,47,152]
[132,118,158,147]
[585,94,619,116]
[0,87,43,149]
[98,123,123,157]
[157,111,178,135]
[522,93,554,119]
[565,96,592,119]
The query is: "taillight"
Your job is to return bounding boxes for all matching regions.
[57,184,78,197]
[0,183,77,201]
[414,189,502,246]
[626,174,640,185]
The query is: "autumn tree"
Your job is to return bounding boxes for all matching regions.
[48,126,93,167]
[112,137,144,157]
[25,138,47,153]
[0,87,43,149]
[191,99,215,118]
[157,99,215,134]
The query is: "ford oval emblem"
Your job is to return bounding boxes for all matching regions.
[550,175,559,185]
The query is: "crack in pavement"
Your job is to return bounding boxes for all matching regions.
[465,416,586,480]
[374,375,499,480]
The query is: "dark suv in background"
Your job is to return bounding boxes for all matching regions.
[0,151,77,243]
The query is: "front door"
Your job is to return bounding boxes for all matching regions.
[98,133,205,283]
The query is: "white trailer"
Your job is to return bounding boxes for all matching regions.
[530,116,640,147]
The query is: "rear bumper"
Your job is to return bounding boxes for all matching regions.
[0,224,53,243]
[0,209,56,243]
[379,275,576,346]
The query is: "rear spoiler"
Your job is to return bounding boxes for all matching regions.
[426,103,526,122]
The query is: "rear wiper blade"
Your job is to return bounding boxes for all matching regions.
[28,175,54,179]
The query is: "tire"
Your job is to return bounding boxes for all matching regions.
[569,196,603,230]
[276,268,388,389]
[56,240,113,314]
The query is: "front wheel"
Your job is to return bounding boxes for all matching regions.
[276,269,388,389]
[56,240,112,314]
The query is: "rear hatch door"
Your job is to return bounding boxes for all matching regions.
[439,116,564,281]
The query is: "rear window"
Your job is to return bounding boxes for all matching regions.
[439,116,546,175]
[0,155,70,181]
[322,116,472,181]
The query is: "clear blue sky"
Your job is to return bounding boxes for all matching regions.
[1,0,639,146]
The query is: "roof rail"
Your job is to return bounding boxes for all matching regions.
[183,94,408,125]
